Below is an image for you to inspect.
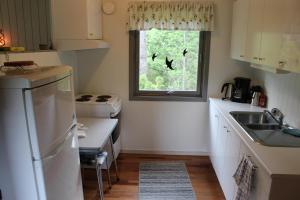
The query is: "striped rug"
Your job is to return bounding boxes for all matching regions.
[139,162,196,200]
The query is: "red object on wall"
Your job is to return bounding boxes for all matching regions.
[258,93,267,108]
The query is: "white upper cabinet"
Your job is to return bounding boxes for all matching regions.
[51,0,102,40]
[279,0,300,73]
[231,0,300,73]
[51,0,109,51]
[230,0,250,61]
[86,0,103,39]
[260,0,291,68]
[244,0,264,65]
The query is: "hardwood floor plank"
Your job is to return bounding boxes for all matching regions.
[83,153,225,200]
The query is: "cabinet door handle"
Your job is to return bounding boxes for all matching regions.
[214,114,219,118]
[259,57,266,61]
[240,55,244,58]
[278,61,286,67]
[223,126,227,129]
[227,130,231,133]
[253,57,258,60]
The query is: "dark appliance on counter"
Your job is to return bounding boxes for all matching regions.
[231,77,251,103]
[221,83,234,100]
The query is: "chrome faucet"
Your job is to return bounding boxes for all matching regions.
[270,108,284,127]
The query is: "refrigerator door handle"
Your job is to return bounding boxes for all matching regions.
[35,126,76,162]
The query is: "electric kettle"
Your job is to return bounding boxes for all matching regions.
[221,83,234,100]
[251,92,261,106]
[250,85,264,106]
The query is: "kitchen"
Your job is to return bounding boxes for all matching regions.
[0,0,300,200]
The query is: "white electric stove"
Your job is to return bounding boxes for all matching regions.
[75,94,122,158]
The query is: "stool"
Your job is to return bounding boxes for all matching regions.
[80,150,111,200]
[96,151,112,200]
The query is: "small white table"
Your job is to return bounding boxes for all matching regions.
[77,117,119,181]
[78,118,118,149]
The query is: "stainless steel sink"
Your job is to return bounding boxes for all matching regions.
[245,124,281,130]
[230,111,300,147]
[230,111,278,125]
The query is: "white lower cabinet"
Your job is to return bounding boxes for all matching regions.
[209,105,220,173]
[238,142,272,200]
[209,103,271,200]
[215,116,226,185]
[223,124,241,200]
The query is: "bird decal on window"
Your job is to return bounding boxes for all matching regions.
[165,57,174,70]
[152,53,158,61]
[183,48,188,57]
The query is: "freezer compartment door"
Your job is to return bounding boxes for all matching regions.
[25,75,76,159]
[34,128,83,200]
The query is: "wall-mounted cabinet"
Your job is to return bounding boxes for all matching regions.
[51,0,109,51]
[278,0,300,73]
[231,0,300,73]
[230,0,250,61]
[244,0,264,65]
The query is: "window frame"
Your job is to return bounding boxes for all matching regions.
[129,30,211,102]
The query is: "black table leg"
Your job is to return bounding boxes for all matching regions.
[109,135,119,181]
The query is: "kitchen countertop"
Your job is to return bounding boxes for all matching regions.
[210,98,300,177]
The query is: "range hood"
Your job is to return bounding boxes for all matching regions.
[53,39,110,51]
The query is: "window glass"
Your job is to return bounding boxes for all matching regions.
[129,30,210,101]
[139,29,200,92]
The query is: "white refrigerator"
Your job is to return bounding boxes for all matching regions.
[0,66,84,200]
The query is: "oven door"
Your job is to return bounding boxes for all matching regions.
[111,111,121,143]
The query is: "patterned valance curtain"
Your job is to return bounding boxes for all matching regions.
[127,1,215,31]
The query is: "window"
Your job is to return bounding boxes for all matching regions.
[129,29,210,101]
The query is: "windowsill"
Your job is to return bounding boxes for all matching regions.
[129,95,207,102]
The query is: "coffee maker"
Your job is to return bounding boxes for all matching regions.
[231,77,251,103]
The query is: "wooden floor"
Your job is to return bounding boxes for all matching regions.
[83,153,225,200]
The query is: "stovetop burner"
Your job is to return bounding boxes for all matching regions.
[76,94,115,103]
[96,98,108,102]
[76,95,93,102]
[97,95,112,99]
[76,97,91,102]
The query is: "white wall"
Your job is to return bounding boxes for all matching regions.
[253,69,300,129]
[75,0,254,155]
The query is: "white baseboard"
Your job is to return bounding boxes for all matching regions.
[121,149,209,156]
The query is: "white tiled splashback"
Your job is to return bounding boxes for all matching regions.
[254,71,300,128]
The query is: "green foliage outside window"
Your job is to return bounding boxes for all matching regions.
[139,29,200,91]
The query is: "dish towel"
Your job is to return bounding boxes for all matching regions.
[233,156,256,200]
[77,130,87,138]
[77,123,88,138]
